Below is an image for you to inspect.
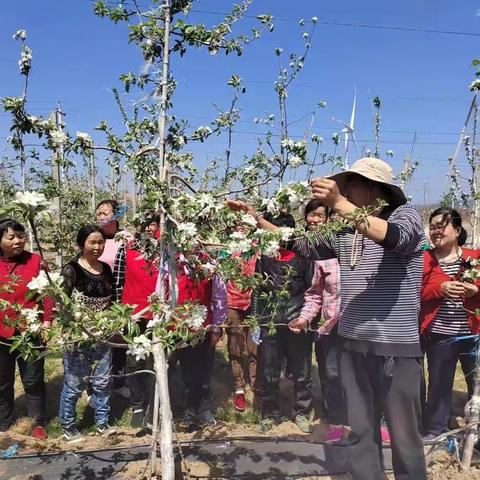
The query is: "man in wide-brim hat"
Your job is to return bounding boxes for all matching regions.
[302,157,426,480]
[227,157,427,480]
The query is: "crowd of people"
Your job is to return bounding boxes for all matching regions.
[0,157,479,480]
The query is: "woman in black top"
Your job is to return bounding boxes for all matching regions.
[58,225,115,443]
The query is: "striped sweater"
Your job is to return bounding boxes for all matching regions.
[295,203,425,357]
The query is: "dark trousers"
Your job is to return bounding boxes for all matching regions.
[258,327,313,417]
[422,333,475,436]
[177,335,212,413]
[340,349,426,480]
[126,353,154,415]
[126,319,154,415]
[0,340,46,430]
[315,329,346,425]
[111,346,127,388]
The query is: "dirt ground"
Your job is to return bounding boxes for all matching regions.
[2,342,480,479]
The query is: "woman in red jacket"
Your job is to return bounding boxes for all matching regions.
[420,207,480,440]
[0,219,53,439]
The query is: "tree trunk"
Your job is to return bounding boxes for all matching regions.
[151,341,175,479]
[149,1,174,478]
[461,338,480,469]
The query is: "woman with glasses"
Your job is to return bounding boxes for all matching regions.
[420,207,480,441]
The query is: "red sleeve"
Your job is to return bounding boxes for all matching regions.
[421,251,444,301]
[42,296,55,324]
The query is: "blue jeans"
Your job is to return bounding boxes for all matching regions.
[59,344,112,429]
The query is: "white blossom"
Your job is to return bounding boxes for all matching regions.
[27,270,62,293]
[76,131,92,144]
[147,315,162,329]
[21,307,41,334]
[228,230,252,253]
[230,231,246,241]
[201,262,216,274]
[266,197,280,214]
[185,305,207,331]
[193,126,212,141]
[195,192,216,216]
[241,213,257,228]
[13,29,27,40]
[311,16,319,24]
[177,222,197,238]
[386,149,394,157]
[18,46,32,75]
[278,227,295,241]
[263,240,280,258]
[289,155,303,168]
[285,189,301,209]
[14,190,50,209]
[50,129,67,146]
[302,32,309,39]
[127,335,152,361]
[470,79,480,92]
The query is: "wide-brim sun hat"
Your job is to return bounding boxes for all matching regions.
[328,157,407,208]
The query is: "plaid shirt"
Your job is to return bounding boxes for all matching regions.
[299,258,341,335]
[113,243,127,303]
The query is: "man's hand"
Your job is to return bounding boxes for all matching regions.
[288,317,308,334]
[311,178,344,209]
[462,282,479,299]
[441,281,465,299]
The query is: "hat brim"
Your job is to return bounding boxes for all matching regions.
[327,170,408,209]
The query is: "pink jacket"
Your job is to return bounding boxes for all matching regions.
[298,258,341,335]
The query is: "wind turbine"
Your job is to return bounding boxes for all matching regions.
[333,87,359,170]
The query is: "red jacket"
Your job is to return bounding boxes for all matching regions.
[420,248,480,334]
[0,251,54,339]
[121,246,159,319]
[176,266,213,326]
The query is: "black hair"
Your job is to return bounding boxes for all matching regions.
[263,211,296,229]
[304,199,329,218]
[0,219,25,241]
[96,199,120,230]
[429,207,467,246]
[139,210,160,230]
[77,224,105,250]
[96,199,119,213]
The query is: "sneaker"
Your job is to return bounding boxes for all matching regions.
[294,415,313,434]
[380,425,391,444]
[131,409,145,428]
[323,425,344,443]
[31,426,48,440]
[61,426,85,444]
[233,392,247,412]
[96,423,117,437]
[183,409,201,433]
[200,409,217,426]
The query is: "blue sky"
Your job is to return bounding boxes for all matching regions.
[1,0,480,204]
